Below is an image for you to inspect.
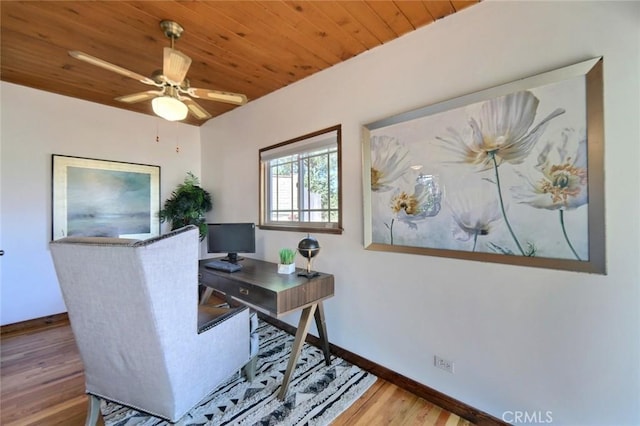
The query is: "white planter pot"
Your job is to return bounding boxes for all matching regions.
[277,263,296,274]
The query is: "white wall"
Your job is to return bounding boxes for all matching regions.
[200,1,640,425]
[0,82,201,325]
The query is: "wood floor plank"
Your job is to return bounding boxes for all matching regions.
[330,379,385,425]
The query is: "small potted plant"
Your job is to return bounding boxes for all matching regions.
[277,248,296,274]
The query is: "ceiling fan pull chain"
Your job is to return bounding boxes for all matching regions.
[175,122,180,153]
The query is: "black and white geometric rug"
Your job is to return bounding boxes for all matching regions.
[102,320,377,425]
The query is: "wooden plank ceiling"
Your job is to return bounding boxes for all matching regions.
[1,1,479,126]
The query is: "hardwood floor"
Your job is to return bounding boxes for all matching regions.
[1,309,471,426]
[1,320,99,426]
[335,380,471,426]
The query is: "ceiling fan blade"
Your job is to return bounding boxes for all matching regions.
[188,87,248,105]
[181,97,212,120]
[69,51,158,86]
[115,90,163,103]
[163,47,192,85]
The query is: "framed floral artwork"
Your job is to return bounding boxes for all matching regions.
[362,57,605,274]
[52,155,161,240]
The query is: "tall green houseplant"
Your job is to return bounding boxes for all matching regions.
[159,172,212,240]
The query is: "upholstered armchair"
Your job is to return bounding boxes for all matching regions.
[49,225,257,424]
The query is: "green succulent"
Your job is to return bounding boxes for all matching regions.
[279,248,296,264]
[159,172,212,240]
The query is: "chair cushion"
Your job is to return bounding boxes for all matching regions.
[197,305,248,334]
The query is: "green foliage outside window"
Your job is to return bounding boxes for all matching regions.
[303,152,338,221]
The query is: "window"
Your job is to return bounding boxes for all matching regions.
[259,125,342,234]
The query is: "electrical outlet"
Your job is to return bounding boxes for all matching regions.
[434,355,455,373]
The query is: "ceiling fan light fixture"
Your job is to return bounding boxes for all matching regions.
[152,95,188,121]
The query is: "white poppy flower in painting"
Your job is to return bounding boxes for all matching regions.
[437,90,566,256]
[390,189,426,230]
[447,179,503,251]
[511,128,588,260]
[389,176,443,230]
[370,135,411,192]
[512,128,588,210]
[437,90,566,171]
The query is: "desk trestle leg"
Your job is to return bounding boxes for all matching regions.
[199,287,214,305]
[278,303,317,400]
[314,302,331,365]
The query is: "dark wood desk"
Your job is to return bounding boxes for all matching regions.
[198,257,334,399]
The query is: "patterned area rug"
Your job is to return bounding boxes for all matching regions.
[102,320,377,425]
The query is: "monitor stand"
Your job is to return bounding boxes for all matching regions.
[221,253,243,263]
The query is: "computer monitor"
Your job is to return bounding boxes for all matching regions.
[206,223,256,263]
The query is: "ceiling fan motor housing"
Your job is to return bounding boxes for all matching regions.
[160,20,184,41]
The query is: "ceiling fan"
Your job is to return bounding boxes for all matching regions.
[69,20,247,121]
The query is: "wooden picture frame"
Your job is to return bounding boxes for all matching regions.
[362,58,605,274]
[52,155,161,240]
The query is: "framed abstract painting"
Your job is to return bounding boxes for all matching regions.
[362,57,605,274]
[52,155,161,240]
